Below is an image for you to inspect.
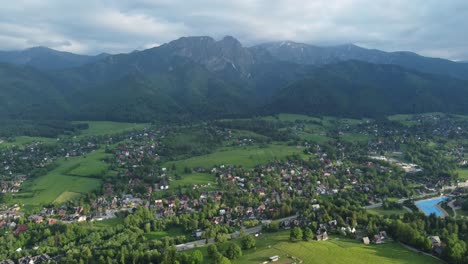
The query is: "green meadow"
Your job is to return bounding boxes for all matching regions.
[74,121,147,137]
[0,136,57,148]
[457,168,468,180]
[232,232,442,264]
[171,173,216,187]
[165,144,304,173]
[367,208,409,216]
[144,227,186,240]
[14,149,110,207]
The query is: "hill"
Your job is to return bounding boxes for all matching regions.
[253,41,468,80]
[0,63,70,119]
[1,36,468,121]
[0,47,108,71]
[267,61,468,117]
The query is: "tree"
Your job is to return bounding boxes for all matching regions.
[303,227,314,241]
[144,223,151,233]
[225,242,242,260]
[0,193,12,204]
[215,254,231,264]
[190,250,203,264]
[290,227,303,241]
[444,234,467,264]
[215,232,228,243]
[421,237,432,252]
[241,235,256,250]
[207,244,218,258]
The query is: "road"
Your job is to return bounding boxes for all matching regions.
[175,214,298,251]
[447,199,460,218]
[399,242,446,263]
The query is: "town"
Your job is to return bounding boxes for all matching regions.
[1,113,468,263]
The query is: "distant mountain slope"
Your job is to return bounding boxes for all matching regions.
[0,63,70,119]
[253,42,468,80]
[1,36,468,122]
[0,47,108,71]
[68,59,254,121]
[268,61,468,117]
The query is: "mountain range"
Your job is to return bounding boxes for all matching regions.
[1,36,468,121]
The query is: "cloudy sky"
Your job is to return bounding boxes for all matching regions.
[1,0,467,60]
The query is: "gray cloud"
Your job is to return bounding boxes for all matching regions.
[0,0,467,60]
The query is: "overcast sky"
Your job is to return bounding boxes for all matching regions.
[1,0,467,60]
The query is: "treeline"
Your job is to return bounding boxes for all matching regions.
[404,141,458,183]
[0,120,88,138]
[213,119,298,141]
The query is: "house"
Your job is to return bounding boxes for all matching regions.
[269,255,279,262]
[379,231,388,239]
[192,229,203,238]
[362,237,370,245]
[14,224,28,235]
[373,235,384,244]
[28,215,43,224]
[316,231,329,241]
[328,220,337,227]
[48,219,58,225]
[18,254,51,264]
[429,236,442,248]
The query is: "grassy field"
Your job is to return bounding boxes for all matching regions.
[233,232,442,264]
[53,191,82,203]
[367,208,409,216]
[93,217,125,229]
[388,114,418,127]
[14,149,110,206]
[457,168,468,180]
[65,150,110,177]
[144,227,186,240]
[165,144,304,173]
[340,132,370,143]
[0,136,57,148]
[170,173,216,187]
[74,121,147,137]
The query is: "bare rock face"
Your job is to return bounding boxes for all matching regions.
[161,36,255,77]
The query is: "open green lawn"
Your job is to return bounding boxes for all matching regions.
[388,114,418,127]
[0,136,57,148]
[340,132,370,143]
[171,173,216,187]
[457,168,468,180]
[233,232,441,264]
[93,217,125,229]
[299,133,331,143]
[367,208,409,216]
[14,149,109,206]
[74,121,147,137]
[65,150,111,177]
[165,144,304,173]
[144,227,186,240]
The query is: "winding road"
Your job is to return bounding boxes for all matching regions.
[175,214,298,251]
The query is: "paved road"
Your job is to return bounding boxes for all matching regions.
[175,214,298,251]
[447,199,459,218]
[399,242,446,263]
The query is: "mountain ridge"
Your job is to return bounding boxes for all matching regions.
[0,47,109,71]
[1,36,468,122]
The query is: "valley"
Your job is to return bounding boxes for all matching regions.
[1,113,468,263]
